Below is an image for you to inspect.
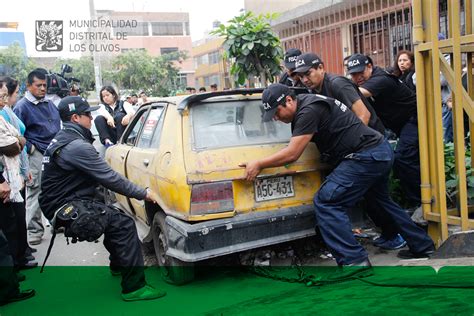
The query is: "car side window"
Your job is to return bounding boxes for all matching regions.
[150,106,167,148]
[136,107,164,148]
[125,109,148,146]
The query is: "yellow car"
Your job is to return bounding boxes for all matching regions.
[106,89,326,284]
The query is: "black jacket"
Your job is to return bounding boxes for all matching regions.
[39,122,146,220]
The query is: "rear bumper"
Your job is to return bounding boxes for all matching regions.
[165,205,316,262]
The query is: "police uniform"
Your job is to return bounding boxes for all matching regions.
[316,73,405,241]
[39,97,147,295]
[318,73,385,134]
[279,48,306,88]
[358,65,421,206]
[288,92,433,265]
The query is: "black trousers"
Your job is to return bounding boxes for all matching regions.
[0,201,28,268]
[0,230,19,304]
[94,113,127,145]
[60,200,146,294]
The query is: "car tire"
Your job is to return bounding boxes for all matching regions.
[152,212,195,285]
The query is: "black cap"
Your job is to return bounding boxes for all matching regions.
[58,96,100,121]
[346,53,371,74]
[261,83,291,122]
[293,53,322,73]
[284,48,302,71]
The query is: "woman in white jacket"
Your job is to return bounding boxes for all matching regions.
[94,86,135,147]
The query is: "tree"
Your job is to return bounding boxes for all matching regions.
[212,12,283,87]
[52,56,95,97]
[0,42,38,87]
[102,49,187,97]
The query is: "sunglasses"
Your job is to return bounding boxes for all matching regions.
[79,112,93,118]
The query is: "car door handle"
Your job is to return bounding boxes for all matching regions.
[120,154,125,160]
[143,159,150,167]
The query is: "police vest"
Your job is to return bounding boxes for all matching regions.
[39,126,97,220]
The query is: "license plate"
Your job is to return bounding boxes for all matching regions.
[254,176,295,202]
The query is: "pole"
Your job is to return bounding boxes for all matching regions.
[89,0,102,101]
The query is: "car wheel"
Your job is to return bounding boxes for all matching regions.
[152,212,195,285]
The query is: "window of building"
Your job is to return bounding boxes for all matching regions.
[121,48,146,53]
[204,75,220,86]
[115,21,148,37]
[195,54,209,66]
[208,51,220,64]
[151,22,184,36]
[176,73,188,91]
[160,47,178,55]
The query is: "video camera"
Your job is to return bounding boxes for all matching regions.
[47,64,81,98]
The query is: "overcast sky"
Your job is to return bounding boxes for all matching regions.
[1,0,244,57]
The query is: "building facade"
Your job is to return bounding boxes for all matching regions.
[244,0,312,16]
[272,0,415,74]
[192,36,230,90]
[271,0,464,75]
[97,10,195,88]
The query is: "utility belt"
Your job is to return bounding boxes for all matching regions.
[55,200,110,243]
[41,200,112,273]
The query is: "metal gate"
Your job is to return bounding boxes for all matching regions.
[413,0,474,246]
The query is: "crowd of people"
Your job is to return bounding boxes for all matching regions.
[0,45,454,304]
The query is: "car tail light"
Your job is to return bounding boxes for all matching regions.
[190,181,234,215]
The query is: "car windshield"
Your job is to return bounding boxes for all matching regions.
[191,99,291,149]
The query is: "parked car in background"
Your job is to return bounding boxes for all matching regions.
[105,89,327,284]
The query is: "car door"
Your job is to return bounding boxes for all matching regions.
[108,106,150,213]
[125,105,166,222]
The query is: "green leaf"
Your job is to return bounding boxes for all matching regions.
[446,179,458,189]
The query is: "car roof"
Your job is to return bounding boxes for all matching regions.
[137,87,310,114]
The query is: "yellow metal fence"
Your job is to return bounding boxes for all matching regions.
[413,0,474,246]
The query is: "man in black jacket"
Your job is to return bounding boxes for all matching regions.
[347,54,421,208]
[240,84,434,272]
[294,53,407,251]
[39,96,165,301]
[279,48,305,87]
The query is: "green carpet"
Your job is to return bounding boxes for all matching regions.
[2,266,474,315]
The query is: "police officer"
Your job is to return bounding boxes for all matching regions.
[347,54,421,207]
[39,96,166,301]
[240,84,434,271]
[279,48,305,87]
[294,53,407,250]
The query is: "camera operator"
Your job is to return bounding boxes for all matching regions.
[45,64,81,105]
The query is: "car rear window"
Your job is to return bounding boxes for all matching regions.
[191,99,291,149]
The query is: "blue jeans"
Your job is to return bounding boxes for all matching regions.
[442,105,453,143]
[314,140,433,265]
[393,117,421,206]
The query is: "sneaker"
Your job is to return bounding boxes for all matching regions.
[325,258,373,282]
[122,285,166,302]
[397,248,434,259]
[372,236,388,246]
[29,237,42,246]
[104,139,114,148]
[19,260,38,270]
[0,289,35,306]
[378,234,407,250]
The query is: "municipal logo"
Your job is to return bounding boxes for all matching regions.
[36,20,63,52]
